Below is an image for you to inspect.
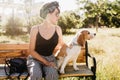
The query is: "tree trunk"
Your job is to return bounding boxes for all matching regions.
[95,15,99,32]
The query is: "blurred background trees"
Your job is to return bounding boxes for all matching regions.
[4,16,24,36]
[58,12,81,34]
[0,0,120,36]
[77,0,120,32]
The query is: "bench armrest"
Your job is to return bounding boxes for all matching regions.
[87,54,96,69]
[85,41,96,80]
[87,54,96,80]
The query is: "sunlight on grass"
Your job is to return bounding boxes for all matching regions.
[0,34,29,43]
[88,28,120,80]
[62,28,120,80]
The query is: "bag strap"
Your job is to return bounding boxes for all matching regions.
[4,59,12,79]
[4,59,10,76]
[24,72,29,80]
[17,72,29,80]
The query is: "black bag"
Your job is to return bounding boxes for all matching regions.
[4,58,29,80]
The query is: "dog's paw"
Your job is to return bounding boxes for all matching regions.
[60,70,65,74]
[74,67,79,71]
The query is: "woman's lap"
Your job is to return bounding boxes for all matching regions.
[27,55,59,80]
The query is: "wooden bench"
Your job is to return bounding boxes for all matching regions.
[0,42,96,80]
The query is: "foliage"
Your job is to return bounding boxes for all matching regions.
[25,12,81,34]
[58,12,81,34]
[23,0,43,33]
[100,13,111,27]
[4,16,25,36]
[82,17,96,27]
[77,0,120,28]
[25,16,43,33]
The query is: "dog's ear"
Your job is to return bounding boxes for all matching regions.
[77,32,85,47]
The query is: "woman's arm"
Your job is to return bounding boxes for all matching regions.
[53,26,65,54]
[53,26,72,56]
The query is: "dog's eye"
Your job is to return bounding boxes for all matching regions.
[88,32,90,34]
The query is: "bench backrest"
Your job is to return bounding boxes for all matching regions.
[0,44,29,64]
[0,44,86,64]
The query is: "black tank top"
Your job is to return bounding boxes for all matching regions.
[35,27,58,56]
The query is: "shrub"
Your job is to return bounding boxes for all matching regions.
[58,12,82,34]
[4,16,24,36]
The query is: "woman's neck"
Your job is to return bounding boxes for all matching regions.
[42,20,55,28]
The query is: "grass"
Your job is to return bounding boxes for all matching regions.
[88,28,120,80]
[0,28,120,80]
[62,28,120,80]
[0,34,29,43]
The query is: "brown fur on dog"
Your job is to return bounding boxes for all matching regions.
[77,30,90,47]
[55,44,67,58]
[58,44,67,56]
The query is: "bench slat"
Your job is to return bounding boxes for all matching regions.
[0,44,29,50]
[60,65,93,77]
[0,50,28,58]
[0,64,93,79]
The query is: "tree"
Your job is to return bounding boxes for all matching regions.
[24,0,33,33]
[110,0,120,28]
[77,0,120,29]
[4,16,24,36]
[58,12,81,34]
[24,0,43,33]
[77,0,111,31]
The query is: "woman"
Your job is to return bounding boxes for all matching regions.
[27,1,64,80]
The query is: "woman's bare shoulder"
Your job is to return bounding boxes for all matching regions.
[56,26,62,31]
[56,25,62,36]
[31,25,38,30]
[31,24,42,32]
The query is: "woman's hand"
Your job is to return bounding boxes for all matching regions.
[49,62,58,69]
[68,44,72,49]
[46,61,58,69]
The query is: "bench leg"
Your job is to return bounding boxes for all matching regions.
[92,76,96,80]
[91,57,96,80]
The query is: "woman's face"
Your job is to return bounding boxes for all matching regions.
[47,8,60,25]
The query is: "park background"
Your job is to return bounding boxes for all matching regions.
[0,0,120,80]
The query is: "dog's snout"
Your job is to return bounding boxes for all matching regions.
[94,33,96,36]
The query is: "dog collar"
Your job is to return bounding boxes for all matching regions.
[72,42,80,46]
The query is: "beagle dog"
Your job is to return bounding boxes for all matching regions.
[55,30,96,74]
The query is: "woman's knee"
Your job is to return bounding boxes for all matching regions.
[28,66,43,80]
[27,58,43,80]
[45,68,59,80]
